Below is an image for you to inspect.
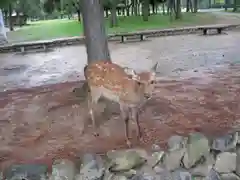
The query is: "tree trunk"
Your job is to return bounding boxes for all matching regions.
[77,10,81,22]
[105,9,109,17]
[110,3,118,27]
[233,0,237,11]
[162,3,165,15]
[175,0,181,19]
[236,136,240,176]
[133,0,138,15]
[186,0,193,12]
[142,0,150,21]
[152,3,155,14]
[8,3,13,31]
[186,0,190,12]
[193,0,198,13]
[81,0,111,63]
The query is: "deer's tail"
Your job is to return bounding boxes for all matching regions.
[82,65,90,93]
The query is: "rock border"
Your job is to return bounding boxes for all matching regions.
[0,24,239,53]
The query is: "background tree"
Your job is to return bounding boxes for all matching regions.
[81,0,111,63]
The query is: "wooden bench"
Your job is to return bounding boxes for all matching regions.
[18,40,53,53]
[114,32,147,43]
[198,24,238,35]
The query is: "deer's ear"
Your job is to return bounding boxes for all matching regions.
[151,62,158,72]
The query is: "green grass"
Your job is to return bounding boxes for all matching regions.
[7,12,218,43]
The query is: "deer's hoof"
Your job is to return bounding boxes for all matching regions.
[126,139,132,147]
[93,132,99,137]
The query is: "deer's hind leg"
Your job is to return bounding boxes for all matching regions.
[87,87,101,136]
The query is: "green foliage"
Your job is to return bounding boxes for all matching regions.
[7,13,217,42]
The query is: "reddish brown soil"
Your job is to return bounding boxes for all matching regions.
[0,64,239,170]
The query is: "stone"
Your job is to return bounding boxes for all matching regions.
[221,173,240,180]
[106,175,128,180]
[205,168,221,180]
[4,164,48,180]
[171,169,193,180]
[107,149,146,172]
[131,173,159,180]
[77,153,104,180]
[149,151,165,168]
[211,133,237,152]
[163,148,186,171]
[158,169,173,180]
[183,133,210,169]
[190,153,215,177]
[49,159,76,180]
[133,166,161,180]
[167,135,188,151]
[214,152,236,173]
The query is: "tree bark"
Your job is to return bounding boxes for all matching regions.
[186,0,193,12]
[162,3,165,15]
[81,0,111,63]
[110,2,118,27]
[142,0,150,21]
[233,0,237,12]
[77,10,81,22]
[175,0,181,19]
[133,0,138,15]
[193,0,198,13]
[236,134,240,176]
[8,3,13,31]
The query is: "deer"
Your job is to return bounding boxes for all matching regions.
[83,60,158,146]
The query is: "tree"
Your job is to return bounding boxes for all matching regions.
[81,0,111,63]
[175,0,181,19]
[186,0,193,12]
[142,0,150,21]
[193,0,198,13]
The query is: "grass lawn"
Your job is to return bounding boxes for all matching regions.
[7,12,218,43]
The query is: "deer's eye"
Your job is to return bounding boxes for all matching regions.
[137,81,141,86]
[150,81,155,84]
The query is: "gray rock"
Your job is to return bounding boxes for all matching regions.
[171,169,193,180]
[211,133,237,152]
[49,159,76,180]
[190,153,215,177]
[77,153,104,180]
[4,164,48,180]
[150,151,165,168]
[214,152,236,173]
[205,168,220,180]
[131,173,159,180]
[221,173,240,180]
[132,166,160,180]
[103,173,128,180]
[168,135,188,151]
[163,149,186,171]
[158,169,173,180]
[107,150,146,172]
[183,133,210,169]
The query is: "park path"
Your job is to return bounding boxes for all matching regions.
[0,31,240,168]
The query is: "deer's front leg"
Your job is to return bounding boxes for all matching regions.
[132,107,142,140]
[120,105,131,147]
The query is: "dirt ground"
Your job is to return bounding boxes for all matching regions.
[0,30,240,169]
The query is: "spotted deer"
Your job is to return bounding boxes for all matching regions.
[84,60,158,146]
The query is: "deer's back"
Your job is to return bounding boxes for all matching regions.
[85,61,143,104]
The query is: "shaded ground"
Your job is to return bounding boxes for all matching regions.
[0,31,240,169]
